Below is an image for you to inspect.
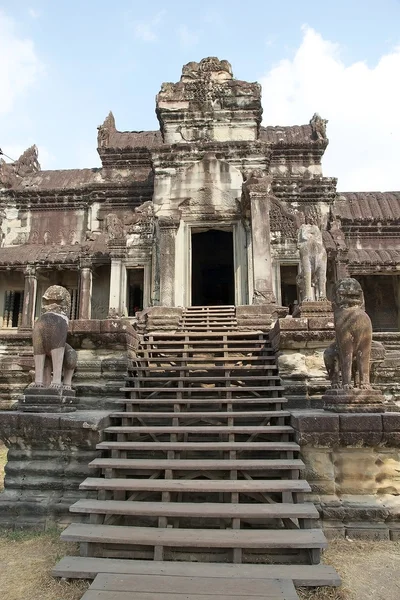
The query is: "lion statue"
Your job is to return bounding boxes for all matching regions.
[31,285,77,389]
[297,222,327,301]
[327,278,373,390]
[324,339,385,389]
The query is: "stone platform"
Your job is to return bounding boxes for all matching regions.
[18,386,78,413]
[323,388,389,413]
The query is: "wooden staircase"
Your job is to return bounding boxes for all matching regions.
[54,305,340,598]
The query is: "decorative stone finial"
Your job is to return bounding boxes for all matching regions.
[97,111,116,148]
[310,113,328,141]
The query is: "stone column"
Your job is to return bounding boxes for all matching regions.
[158,217,180,307]
[108,258,123,316]
[78,260,93,320]
[244,173,276,305]
[20,265,37,329]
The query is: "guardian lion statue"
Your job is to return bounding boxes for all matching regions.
[31,285,77,389]
[297,222,327,301]
[327,278,373,390]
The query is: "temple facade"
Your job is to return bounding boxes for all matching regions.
[0,57,399,331]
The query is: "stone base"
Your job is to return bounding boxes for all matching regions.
[18,386,78,413]
[323,388,386,413]
[292,300,333,318]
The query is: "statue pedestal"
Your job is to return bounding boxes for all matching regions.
[18,387,78,413]
[323,388,388,413]
[292,300,332,318]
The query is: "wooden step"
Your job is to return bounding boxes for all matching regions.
[123,386,285,393]
[89,458,304,471]
[80,478,309,493]
[131,365,278,372]
[80,572,299,600]
[128,376,281,382]
[70,499,317,519]
[104,425,293,434]
[135,356,276,360]
[115,398,288,405]
[61,523,326,549]
[97,441,298,452]
[53,556,341,587]
[110,411,290,419]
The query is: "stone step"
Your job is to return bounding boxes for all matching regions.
[97,440,299,452]
[110,410,290,419]
[71,499,317,520]
[89,458,305,471]
[61,523,326,549]
[53,556,341,587]
[104,425,293,435]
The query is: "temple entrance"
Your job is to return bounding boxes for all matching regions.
[191,230,234,306]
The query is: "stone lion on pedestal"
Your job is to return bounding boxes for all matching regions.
[31,285,77,389]
[325,278,373,390]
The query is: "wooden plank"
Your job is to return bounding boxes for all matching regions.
[61,523,327,549]
[129,376,281,381]
[104,425,293,434]
[114,398,288,405]
[90,573,298,597]
[80,477,310,493]
[122,386,285,392]
[80,592,284,600]
[96,441,299,451]
[89,458,304,470]
[70,499,319,519]
[109,410,289,418]
[53,556,341,586]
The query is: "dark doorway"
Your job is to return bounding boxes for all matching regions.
[280,265,299,314]
[355,275,399,331]
[127,269,144,316]
[191,230,234,306]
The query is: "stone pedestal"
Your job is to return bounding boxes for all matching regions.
[292,300,332,318]
[18,387,78,413]
[323,388,387,413]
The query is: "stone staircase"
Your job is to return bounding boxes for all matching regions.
[54,306,340,598]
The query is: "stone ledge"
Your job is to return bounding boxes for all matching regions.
[291,409,400,447]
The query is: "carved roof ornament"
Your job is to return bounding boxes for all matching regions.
[310,113,328,141]
[0,145,41,188]
[97,111,116,148]
[181,57,233,83]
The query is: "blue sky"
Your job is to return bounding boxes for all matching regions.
[1,1,400,190]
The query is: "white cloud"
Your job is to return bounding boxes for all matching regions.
[0,10,43,115]
[177,24,199,48]
[132,11,165,43]
[260,26,400,192]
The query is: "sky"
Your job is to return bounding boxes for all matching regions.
[1,0,400,191]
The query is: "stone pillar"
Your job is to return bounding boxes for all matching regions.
[158,217,180,307]
[109,258,124,316]
[244,173,276,305]
[78,261,93,320]
[20,265,37,329]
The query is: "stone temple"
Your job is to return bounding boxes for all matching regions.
[0,58,399,595]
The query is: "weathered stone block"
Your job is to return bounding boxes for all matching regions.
[291,412,339,432]
[71,320,101,333]
[339,414,382,432]
[382,413,400,431]
[308,317,335,330]
[278,318,308,331]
